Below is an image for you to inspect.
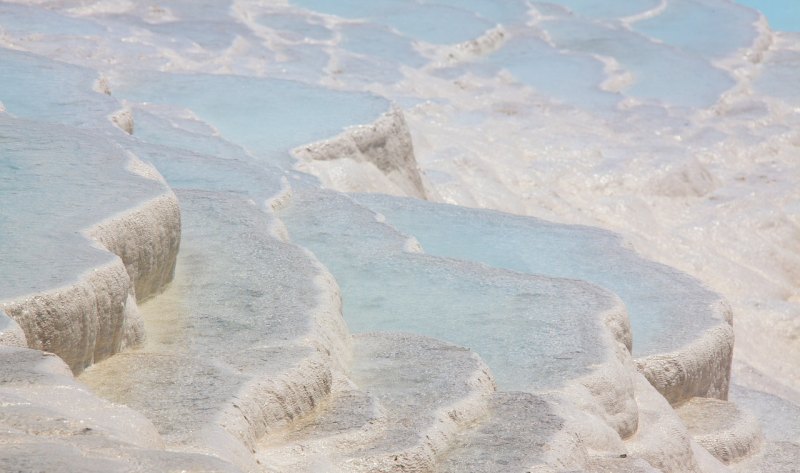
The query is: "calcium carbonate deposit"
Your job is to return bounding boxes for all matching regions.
[0,0,797,472]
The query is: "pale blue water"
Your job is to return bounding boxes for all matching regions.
[633,0,760,59]
[341,23,425,68]
[735,0,800,31]
[544,17,736,108]
[458,33,621,110]
[0,116,165,299]
[0,48,165,299]
[280,189,616,391]
[110,72,388,169]
[0,2,107,37]
[545,0,663,19]
[293,0,494,44]
[0,48,118,128]
[352,195,721,358]
[255,12,332,42]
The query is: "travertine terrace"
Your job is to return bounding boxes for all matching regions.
[2,0,797,471]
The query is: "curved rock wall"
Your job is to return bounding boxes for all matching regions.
[635,301,734,405]
[1,169,180,374]
[90,192,181,304]
[2,259,137,374]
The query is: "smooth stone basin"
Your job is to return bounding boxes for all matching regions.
[0,47,118,129]
[80,189,349,471]
[280,188,627,393]
[109,71,390,171]
[352,193,725,359]
[0,116,165,300]
[0,115,177,373]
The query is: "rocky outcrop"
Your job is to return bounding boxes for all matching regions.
[293,108,428,200]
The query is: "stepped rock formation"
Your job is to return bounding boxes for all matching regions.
[2,1,796,471]
[0,89,756,472]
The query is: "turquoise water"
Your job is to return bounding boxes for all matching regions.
[353,194,721,358]
[292,0,495,44]
[634,0,759,59]
[110,72,389,169]
[735,0,800,31]
[280,189,616,391]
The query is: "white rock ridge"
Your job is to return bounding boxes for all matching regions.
[0,117,180,374]
[293,108,428,200]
